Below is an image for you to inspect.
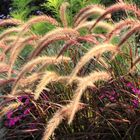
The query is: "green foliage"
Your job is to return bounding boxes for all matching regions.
[32,22,56,35]
[11,0,32,9]
[43,0,64,15]
[10,0,37,20]
[42,0,101,23]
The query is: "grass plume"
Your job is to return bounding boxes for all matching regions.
[68,71,111,124]
[89,2,140,31]
[69,43,118,83]
[59,2,70,27]
[11,56,70,95]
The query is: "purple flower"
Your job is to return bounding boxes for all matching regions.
[7,117,21,127]
[17,95,30,105]
[135,89,140,95]
[18,105,23,110]
[14,116,21,122]
[133,88,140,95]
[99,95,105,100]
[136,89,140,95]
[9,119,15,127]
[24,108,30,115]
[6,110,13,119]
[4,95,33,128]
[126,82,140,95]
[132,88,137,93]
[126,82,133,87]
[18,95,29,102]
[25,98,30,105]
[109,96,115,102]
[132,99,139,108]
[99,90,118,102]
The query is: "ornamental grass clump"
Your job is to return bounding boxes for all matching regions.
[0,1,140,140]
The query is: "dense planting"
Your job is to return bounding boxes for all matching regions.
[0,1,140,140]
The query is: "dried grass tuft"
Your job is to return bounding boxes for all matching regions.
[118,25,140,47]
[34,71,58,100]
[0,18,22,27]
[69,43,118,83]
[75,20,114,32]
[0,102,21,119]
[106,19,138,42]
[74,4,110,27]
[68,71,111,123]
[59,2,70,27]
[29,28,79,58]
[0,27,22,40]
[0,62,10,73]
[11,56,71,95]
[22,15,59,30]
[8,35,39,77]
[42,103,83,140]
[89,2,140,31]
[19,72,44,87]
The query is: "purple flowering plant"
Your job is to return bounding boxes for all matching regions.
[126,81,140,108]
[4,95,31,127]
[1,90,54,139]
